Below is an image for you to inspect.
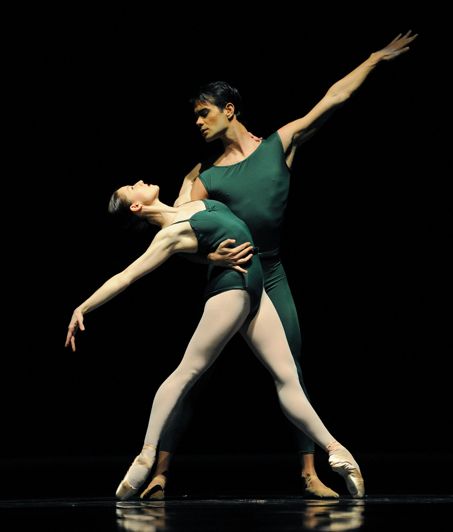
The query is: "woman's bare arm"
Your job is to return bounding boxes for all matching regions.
[65,224,196,351]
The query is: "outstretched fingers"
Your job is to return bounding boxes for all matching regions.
[392,30,418,48]
[380,30,418,60]
[389,32,403,45]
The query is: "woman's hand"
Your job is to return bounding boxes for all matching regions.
[65,308,85,352]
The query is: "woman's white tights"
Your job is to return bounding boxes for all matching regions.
[117,290,338,498]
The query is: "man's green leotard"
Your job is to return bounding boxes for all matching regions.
[160,132,314,455]
[196,132,312,453]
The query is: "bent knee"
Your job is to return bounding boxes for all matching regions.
[274,365,300,387]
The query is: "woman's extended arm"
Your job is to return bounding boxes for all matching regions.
[65,225,195,351]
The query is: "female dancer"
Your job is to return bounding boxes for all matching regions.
[65,180,365,499]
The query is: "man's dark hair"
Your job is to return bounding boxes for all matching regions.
[191,81,242,117]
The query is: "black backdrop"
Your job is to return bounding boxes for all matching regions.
[7,5,451,494]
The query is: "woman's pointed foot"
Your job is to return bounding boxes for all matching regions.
[115,444,156,500]
[302,473,339,498]
[140,473,167,500]
[327,444,365,499]
[116,477,139,500]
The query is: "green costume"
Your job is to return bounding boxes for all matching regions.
[197,132,313,453]
[174,199,263,320]
[160,132,314,454]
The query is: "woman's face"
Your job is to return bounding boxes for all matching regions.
[118,180,160,206]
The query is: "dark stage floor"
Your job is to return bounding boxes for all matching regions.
[1,495,452,531]
[1,453,452,531]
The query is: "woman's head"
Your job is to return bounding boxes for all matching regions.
[109,180,159,213]
[108,180,160,230]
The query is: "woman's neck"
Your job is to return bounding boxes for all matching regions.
[143,200,179,228]
[144,200,207,228]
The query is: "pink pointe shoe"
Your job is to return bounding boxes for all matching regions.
[115,444,156,500]
[327,442,365,499]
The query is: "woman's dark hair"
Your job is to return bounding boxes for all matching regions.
[108,190,130,216]
[190,81,242,117]
[108,190,150,233]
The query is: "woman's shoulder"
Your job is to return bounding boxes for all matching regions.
[155,223,197,253]
[156,222,191,240]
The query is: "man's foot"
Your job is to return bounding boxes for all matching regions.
[302,473,339,498]
[140,473,167,500]
[327,444,365,499]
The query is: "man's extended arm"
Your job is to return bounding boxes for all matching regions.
[278,31,417,152]
[174,163,204,207]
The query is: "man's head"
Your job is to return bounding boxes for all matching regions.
[192,81,242,116]
[192,81,242,142]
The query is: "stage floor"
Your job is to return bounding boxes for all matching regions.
[1,494,452,531]
[1,452,452,530]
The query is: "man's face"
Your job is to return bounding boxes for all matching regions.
[194,100,230,142]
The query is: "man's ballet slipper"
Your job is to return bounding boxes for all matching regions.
[302,473,339,498]
[140,473,167,500]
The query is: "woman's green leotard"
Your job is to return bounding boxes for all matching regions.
[185,199,263,319]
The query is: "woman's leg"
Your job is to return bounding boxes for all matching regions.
[241,291,364,498]
[116,290,250,500]
[261,259,337,497]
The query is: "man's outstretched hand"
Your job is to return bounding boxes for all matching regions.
[373,30,418,62]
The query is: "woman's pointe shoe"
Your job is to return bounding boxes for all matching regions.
[327,444,365,499]
[115,477,138,501]
[115,444,156,500]
[140,473,167,500]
